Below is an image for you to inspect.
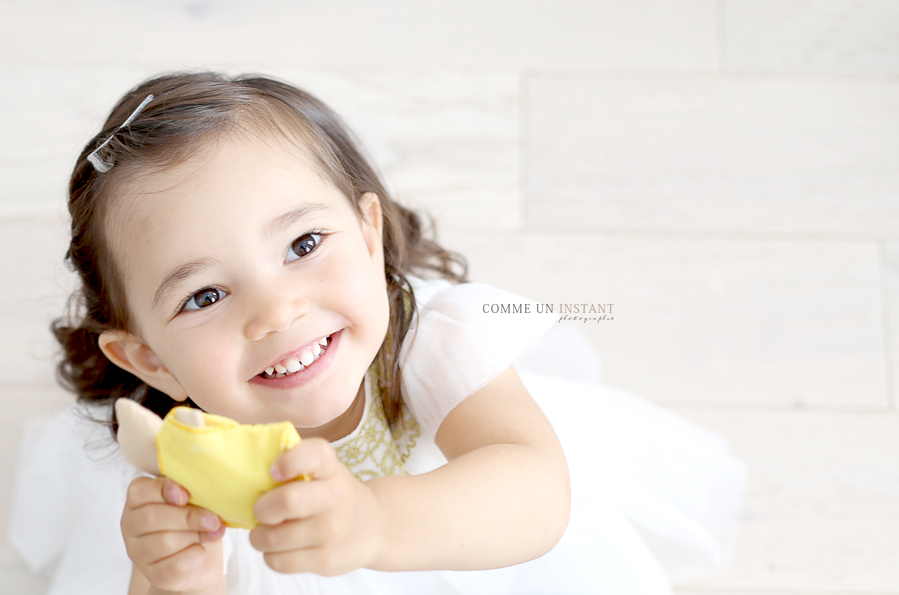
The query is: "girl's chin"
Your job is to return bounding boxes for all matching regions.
[294,392,365,441]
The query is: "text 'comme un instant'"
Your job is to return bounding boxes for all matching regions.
[482,303,614,322]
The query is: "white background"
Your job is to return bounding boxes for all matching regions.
[2,1,898,592]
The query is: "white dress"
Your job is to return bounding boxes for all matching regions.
[9,278,746,595]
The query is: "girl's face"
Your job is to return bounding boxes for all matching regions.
[100,133,390,441]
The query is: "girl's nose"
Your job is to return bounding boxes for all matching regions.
[243,287,311,342]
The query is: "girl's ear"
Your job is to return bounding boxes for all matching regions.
[358,192,383,258]
[98,330,189,402]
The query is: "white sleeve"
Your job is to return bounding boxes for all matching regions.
[400,282,557,438]
[10,405,135,594]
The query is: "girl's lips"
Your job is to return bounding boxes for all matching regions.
[249,329,342,389]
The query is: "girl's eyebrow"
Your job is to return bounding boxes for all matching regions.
[153,257,220,310]
[267,204,337,237]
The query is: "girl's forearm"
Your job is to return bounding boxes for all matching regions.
[365,441,571,571]
[130,564,228,595]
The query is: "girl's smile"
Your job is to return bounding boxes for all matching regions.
[255,331,334,381]
[249,329,338,386]
[99,132,390,441]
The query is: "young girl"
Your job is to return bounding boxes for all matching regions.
[11,72,745,595]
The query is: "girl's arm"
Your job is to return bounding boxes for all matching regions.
[250,364,570,574]
[367,364,571,570]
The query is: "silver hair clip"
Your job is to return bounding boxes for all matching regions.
[87,93,155,173]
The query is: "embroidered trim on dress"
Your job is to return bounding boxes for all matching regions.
[334,363,421,482]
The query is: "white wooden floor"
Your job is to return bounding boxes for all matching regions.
[2,1,898,593]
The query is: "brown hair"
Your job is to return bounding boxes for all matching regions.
[53,71,467,434]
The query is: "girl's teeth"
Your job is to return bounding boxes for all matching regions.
[262,334,331,379]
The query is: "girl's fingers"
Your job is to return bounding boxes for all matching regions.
[131,528,207,563]
[125,476,189,509]
[141,542,219,592]
[270,437,338,483]
[253,470,340,527]
[122,502,221,536]
[255,447,352,526]
[122,476,222,542]
[254,476,318,525]
[161,477,190,506]
[262,546,354,577]
[198,525,228,543]
[249,517,311,553]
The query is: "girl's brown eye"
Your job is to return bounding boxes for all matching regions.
[286,233,323,263]
[183,287,227,311]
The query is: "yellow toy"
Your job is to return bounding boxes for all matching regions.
[115,399,301,529]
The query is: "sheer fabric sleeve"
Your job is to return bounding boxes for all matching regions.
[400,281,557,438]
[9,405,134,594]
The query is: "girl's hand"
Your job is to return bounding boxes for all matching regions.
[249,438,383,575]
[121,476,226,594]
